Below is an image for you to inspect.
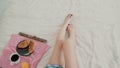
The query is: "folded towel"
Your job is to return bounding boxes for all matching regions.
[0,34,50,68]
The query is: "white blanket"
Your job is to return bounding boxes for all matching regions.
[0,0,120,68]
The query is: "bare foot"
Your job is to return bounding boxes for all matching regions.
[56,14,73,45]
[64,24,76,48]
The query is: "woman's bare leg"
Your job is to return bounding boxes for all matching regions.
[63,24,79,68]
[48,14,73,66]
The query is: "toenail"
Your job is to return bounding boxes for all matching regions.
[68,24,70,25]
[70,14,73,16]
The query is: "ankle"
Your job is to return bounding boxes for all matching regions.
[56,39,64,44]
[55,41,63,48]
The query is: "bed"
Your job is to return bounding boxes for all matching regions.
[0,0,120,68]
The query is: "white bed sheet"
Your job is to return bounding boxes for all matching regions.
[0,0,120,68]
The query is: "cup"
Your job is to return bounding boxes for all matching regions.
[10,53,20,65]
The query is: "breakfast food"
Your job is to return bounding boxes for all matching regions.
[17,39,35,56]
[18,40,31,48]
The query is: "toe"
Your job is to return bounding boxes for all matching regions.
[64,14,73,24]
[67,24,73,37]
[63,14,73,30]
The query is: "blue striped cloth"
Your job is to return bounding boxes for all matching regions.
[45,64,63,68]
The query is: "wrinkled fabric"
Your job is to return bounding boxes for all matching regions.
[0,34,50,68]
[0,0,120,68]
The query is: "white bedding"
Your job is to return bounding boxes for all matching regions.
[0,0,120,68]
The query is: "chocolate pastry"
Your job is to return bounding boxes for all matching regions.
[19,32,47,43]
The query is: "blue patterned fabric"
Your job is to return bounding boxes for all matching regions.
[45,64,63,68]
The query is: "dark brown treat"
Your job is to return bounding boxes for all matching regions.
[19,32,47,43]
[18,40,31,48]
